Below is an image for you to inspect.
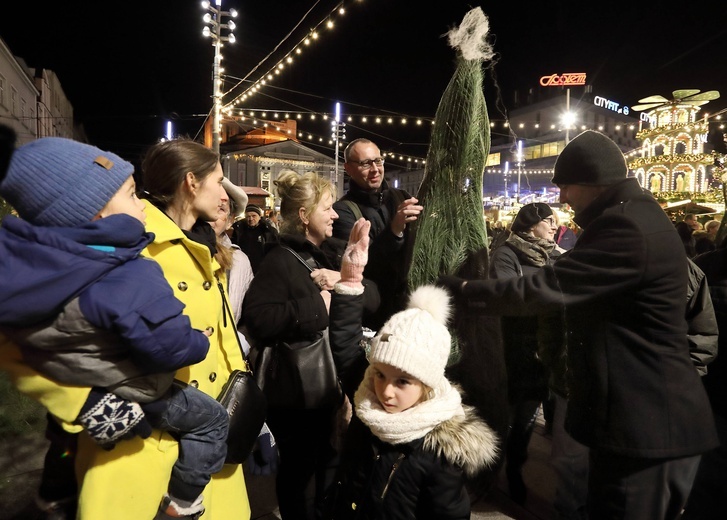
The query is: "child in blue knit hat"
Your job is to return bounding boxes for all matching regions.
[0,128,233,520]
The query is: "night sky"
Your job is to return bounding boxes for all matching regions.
[2,0,726,163]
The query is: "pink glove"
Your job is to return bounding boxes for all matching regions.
[338,218,370,289]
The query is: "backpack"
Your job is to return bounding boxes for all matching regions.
[342,188,406,221]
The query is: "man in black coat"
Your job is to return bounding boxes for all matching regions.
[332,138,423,331]
[440,130,719,519]
[231,204,278,273]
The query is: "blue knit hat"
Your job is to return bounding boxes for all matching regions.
[0,137,133,227]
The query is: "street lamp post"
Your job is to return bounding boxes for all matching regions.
[331,102,346,197]
[202,0,237,154]
[516,140,523,204]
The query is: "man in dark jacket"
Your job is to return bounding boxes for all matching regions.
[231,204,278,273]
[332,138,423,330]
[440,130,719,519]
[685,247,727,518]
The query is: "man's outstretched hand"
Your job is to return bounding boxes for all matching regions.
[436,274,468,296]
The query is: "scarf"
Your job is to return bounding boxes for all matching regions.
[505,231,555,268]
[354,366,465,445]
[182,219,218,257]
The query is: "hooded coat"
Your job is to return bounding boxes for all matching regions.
[326,292,499,519]
[0,202,251,519]
[0,214,209,402]
[328,404,497,520]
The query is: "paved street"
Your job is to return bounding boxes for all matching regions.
[0,416,555,520]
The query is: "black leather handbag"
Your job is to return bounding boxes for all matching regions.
[216,367,267,464]
[215,277,267,464]
[252,330,342,409]
[251,246,342,409]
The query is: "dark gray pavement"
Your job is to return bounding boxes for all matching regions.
[0,387,555,520]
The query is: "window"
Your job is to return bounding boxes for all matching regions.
[11,86,18,116]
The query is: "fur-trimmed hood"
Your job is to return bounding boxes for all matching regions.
[423,404,499,477]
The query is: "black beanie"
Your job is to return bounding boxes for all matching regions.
[552,130,627,186]
[245,204,263,216]
[511,202,554,233]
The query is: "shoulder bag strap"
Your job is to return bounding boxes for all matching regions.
[279,245,316,273]
[216,275,251,371]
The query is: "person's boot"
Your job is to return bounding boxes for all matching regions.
[153,494,205,520]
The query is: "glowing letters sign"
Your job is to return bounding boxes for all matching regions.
[539,73,587,87]
[594,95,650,121]
[593,96,630,116]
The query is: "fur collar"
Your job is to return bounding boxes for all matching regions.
[422,404,500,477]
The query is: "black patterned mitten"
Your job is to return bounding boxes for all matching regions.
[76,388,152,449]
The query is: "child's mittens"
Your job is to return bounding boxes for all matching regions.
[76,387,152,449]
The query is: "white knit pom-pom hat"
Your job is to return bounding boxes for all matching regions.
[369,285,452,389]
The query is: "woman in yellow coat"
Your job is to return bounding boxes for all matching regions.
[0,139,251,519]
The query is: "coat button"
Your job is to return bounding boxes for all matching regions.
[203,281,212,290]
[209,372,217,382]
[178,281,188,291]
[189,380,199,388]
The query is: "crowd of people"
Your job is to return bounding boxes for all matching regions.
[0,122,725,520]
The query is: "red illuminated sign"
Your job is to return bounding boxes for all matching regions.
[539,73,587,87]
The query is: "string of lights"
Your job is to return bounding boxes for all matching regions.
[222,1,361,109]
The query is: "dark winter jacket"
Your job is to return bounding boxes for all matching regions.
[231,218,279,273]
[460,178,719,458]
[327,292,499,520]
[327,408,497,520]
[489,241,555,403]
[332,179,410,330]
[242,233,332,344]
[693,247,727,418]
[685,258,719,375]
[0,214,209,401]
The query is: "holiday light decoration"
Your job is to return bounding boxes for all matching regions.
[222,1,361,109]
[629,89,722,195]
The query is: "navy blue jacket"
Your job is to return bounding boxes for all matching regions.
[0,214,209,401]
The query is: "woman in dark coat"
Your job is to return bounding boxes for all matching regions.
[242,171,343,520]
[489,202,561,504]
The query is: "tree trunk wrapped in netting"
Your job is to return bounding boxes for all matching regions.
[406,8,509,496]
[408,8,492,289]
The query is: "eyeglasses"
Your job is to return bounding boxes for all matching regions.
[542,217,557,226]
[353,157,385,170]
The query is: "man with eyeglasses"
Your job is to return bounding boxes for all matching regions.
[439,130,718,519]
[332,138,423,330]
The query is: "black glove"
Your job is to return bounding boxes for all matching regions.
[76,388,152,450]
[436,274,468,296]
[247,423,278,476]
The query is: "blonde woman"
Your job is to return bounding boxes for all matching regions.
[243,170,342,519]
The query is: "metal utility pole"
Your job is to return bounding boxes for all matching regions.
[202,0,237,154]
[331,102,346,197]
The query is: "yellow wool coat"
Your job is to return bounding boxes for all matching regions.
[0,203,251,519]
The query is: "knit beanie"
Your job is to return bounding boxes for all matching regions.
[1,137,133,227]
[551,130,627,186]
[511,202,553,233]
[245,204,263,216]
[369,285,452,389]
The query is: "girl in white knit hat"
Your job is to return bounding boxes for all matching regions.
[325,218,500,519]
